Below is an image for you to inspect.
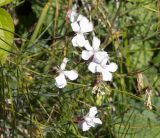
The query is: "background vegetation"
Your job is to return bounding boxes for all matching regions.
[0,0,160,137]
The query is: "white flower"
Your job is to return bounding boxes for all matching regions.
[71,16,93,47]
[81,36,109,63]
[67,4,78,23]
[82,107,102,131]
[88,59,118,81]
[55,58,78,88]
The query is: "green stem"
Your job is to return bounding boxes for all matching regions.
[29,1,51,47]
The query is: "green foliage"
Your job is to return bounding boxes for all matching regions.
[0,8,14,64]
[0,0,159,137]
[115,109,160,138]
[0,0,13,7]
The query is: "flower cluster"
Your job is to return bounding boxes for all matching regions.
[54,3,118,131]
[68,4,118,82]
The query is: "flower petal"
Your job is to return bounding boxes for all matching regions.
[75,34,86,47]
[64,70,78,80]
[89,107,97,117]
[105,62,118,72]
[81,50,93,60]
[85,117,95,127]
[92,36,100,50]
[88,62,102,73]
[60,57,69,70]
[93,118,102,124]
[71,22,80,32]
[84,40,93,50]
[102,69,112,81]
[70,13,78,22]
[72,36,78,47]
[93,51,109,64]
[82,121,91,131]
[71,4,77,11]
[55,73,67,88]
[100,56,109,67]
[77,14,84,22]
[68,10,78,22]
[79,16,93,33]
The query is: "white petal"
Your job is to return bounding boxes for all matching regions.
[71,22,80,32]
[88,62,98,73]
[60,57,69,70]
[84,40,93,50]
[93,118,102,124]
[101,57,109,67]
[75,34,86,47]
[82,121,91,131]
[79,16,93,33]
[55,73,67,88]
[64,70,78,80]
[89,107,97,117]
[81,50,93,60]
[92,36,100,50]
[67,9,78,22]
[102,70,112,81]
[105,62,118,72]
[70,12,78,22]
[88,62,102,73]
[77,14,84,22]
[71,4,77,12]
[72,36,78,47]
[85,117,95,127]
[93,51,109,64]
